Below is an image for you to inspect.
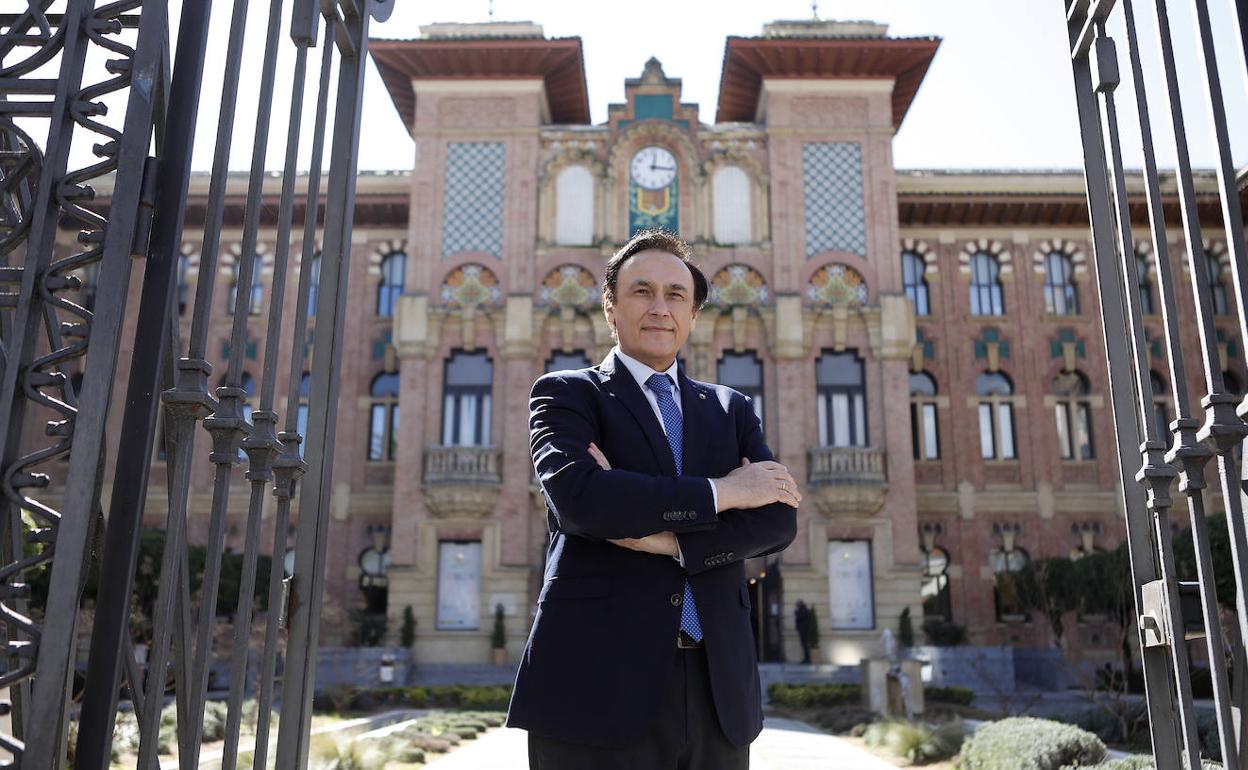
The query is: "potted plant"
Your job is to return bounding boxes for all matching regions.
[808,607,822,665]
[490,603,506,665]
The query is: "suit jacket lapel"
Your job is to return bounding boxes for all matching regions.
[599,351,679,477]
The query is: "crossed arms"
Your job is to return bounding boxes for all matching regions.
[530,374,800,574]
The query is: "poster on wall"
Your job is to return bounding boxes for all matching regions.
[436,541,482,630]
[827,540,874,630]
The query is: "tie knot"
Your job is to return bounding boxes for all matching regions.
[646,373,674,396]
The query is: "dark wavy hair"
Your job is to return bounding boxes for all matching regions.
[601,229,708,312]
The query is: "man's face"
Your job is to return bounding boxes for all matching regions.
[605,249,698,371]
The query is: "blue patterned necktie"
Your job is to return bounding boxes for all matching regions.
[646,373,703,642]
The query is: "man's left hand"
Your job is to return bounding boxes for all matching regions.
[589,442,682,558]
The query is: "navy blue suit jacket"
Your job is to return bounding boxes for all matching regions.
[506,350,798,748]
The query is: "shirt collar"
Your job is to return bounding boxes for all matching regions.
[613,345,680,394]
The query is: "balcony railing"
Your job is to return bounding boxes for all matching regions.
[422,445,502,518]
[423,445,502,484]
[806,446,888,516]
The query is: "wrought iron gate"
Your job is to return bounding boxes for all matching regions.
[0,0,391,767]
[1065,0,1248,767]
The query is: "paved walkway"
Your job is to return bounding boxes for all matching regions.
[422,715,895,769]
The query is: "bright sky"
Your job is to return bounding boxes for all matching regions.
[31,1,1248,175]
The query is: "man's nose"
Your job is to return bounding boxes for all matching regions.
[648,295,671,316]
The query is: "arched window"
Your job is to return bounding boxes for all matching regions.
[545,350,592,373]
[990,546,1030,622]
[297,372,311,458]
[1044,251,1079,315]
[1208,253,1230,315]
[368,371,400,461]
[377,251,405,317]
[909,372,940,460]
[712,166,752,245]
[307,253,321,318]
[816,351,866,448]
[969,252,1004,316]
[1151,371,1171,449]
[1053,370,1094,460]
[976,371,1016,460]
[442,351,492,446]
[555,165,594,246]
[227,257,264,316]
[719,351,765,430]
[902,251,930,316]
[921,546,952,622]
[1136,253,1156,315]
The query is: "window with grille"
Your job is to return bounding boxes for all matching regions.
[976,371,1016,460]
[816,351,866,447]
[442,351,492,446]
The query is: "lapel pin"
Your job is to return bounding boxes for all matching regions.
[698,393,706,399]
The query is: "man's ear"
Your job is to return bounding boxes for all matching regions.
[603,298,615,333]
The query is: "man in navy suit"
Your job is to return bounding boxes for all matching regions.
[507,229,801,769]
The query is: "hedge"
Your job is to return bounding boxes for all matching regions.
[959,717,1106,770]
[767,683,860,708]
[926,686,975,706]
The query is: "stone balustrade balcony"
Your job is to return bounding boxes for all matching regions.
[422,445,502,518]
[806,446,888,516]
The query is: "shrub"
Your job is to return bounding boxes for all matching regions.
[491,603,506,649]
[899,607,915,648]
[864,719,963,764]
[808,607,821,648]
[959,717,1106,770]
[1092,758,1223,770]
[1050,704,1148,745]
[814,706,878,735]
[400,606,416,648]
[926,686,975,706]
[767,682,860,709]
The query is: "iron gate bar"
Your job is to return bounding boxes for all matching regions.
[1099,18,1241,766]
[0,1,94,750]
[249,15,333,770]
[8,1,154,766]
[277,3,392,766]
[1065,3,1188,767]
[70,0,211,766]
[166,0,259,764]
[1065,0,1248,767]
[218,0,297,766]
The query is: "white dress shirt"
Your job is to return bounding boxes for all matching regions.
[612,346,718,567]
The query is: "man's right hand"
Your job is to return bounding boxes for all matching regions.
[714,457,801,511]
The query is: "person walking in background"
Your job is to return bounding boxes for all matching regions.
[795,599,813,664]
[507,229,800,769]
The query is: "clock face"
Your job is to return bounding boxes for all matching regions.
[630,146,677,190]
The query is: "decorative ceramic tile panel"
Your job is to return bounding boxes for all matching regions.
[709,264,769,307]
[803,142,865,258]
[442,142,505,258]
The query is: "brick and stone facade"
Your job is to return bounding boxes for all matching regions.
[70,18,1245,667]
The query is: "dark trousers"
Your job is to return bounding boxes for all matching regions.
[527,646,750,770]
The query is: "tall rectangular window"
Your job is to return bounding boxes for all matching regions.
[442,351,493,446]
[816,351,867,447]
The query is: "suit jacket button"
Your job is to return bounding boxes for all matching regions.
[670,593,682,606]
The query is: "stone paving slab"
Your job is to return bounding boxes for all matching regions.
[421,715,897,769]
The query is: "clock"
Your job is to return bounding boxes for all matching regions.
[630,146,677,190]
